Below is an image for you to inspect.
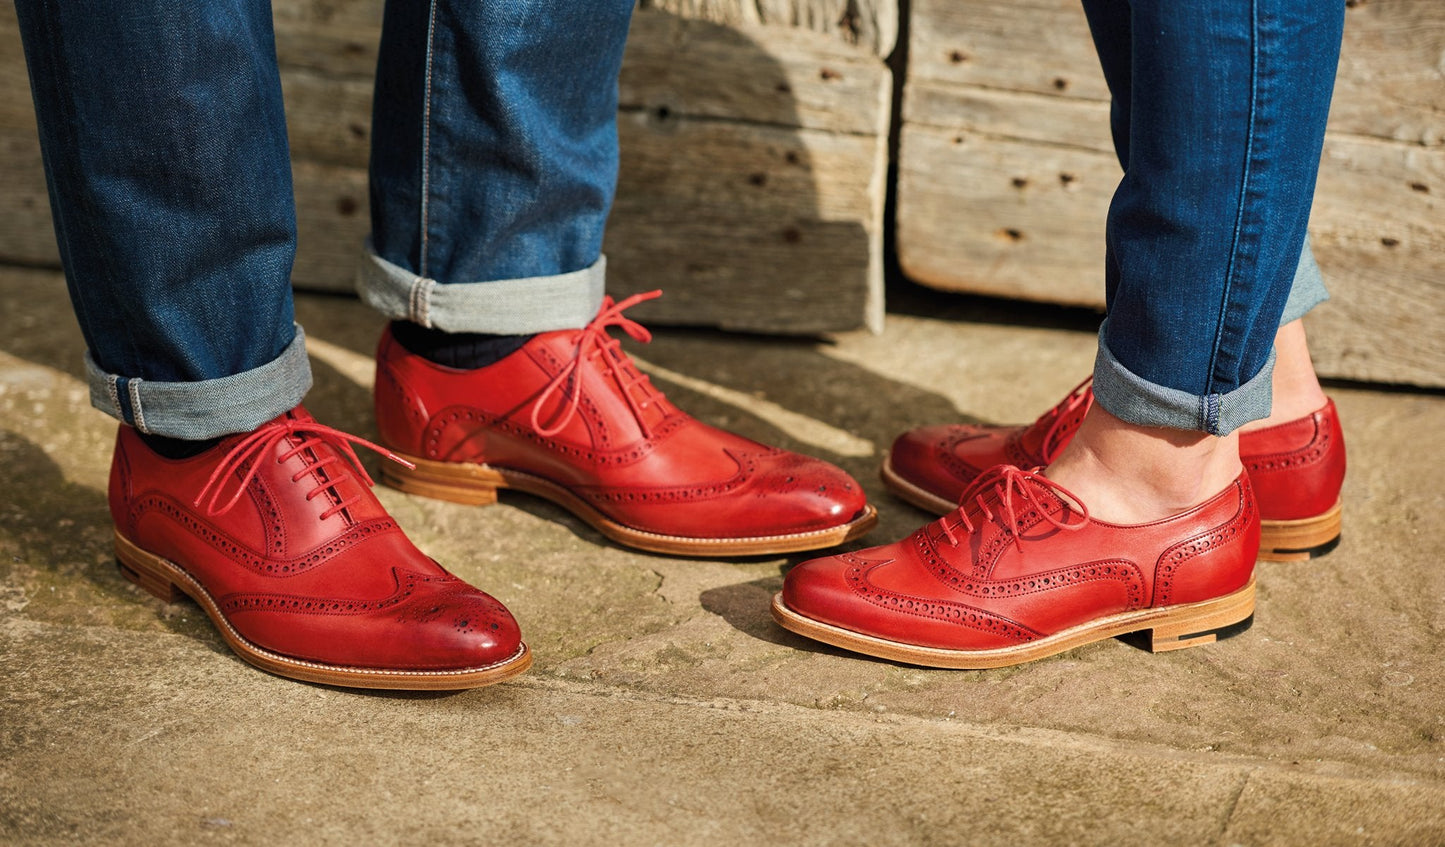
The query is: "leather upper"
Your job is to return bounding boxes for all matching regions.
[109,408,522,670]
[889,385,1344,521]
[1240,399,1346,520]
[784,468,1259,651]
[374,318,869,540]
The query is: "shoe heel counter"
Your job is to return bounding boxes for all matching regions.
[1248,403,1347,520]
[108,430,135,536]
[1322,406,1347,501]
[375,336,430,455]
[1154,480,1259,607]
[1284,408,1347,517]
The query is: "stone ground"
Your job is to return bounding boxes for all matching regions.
[1,266,1442,846]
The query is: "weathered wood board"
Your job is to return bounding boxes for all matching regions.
[0,3,891,334]
[611,13,890,332]
[638,0,897,58]
[896,0,1445,387]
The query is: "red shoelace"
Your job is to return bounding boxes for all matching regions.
[937,464,1090,549]
[195,418,415,520]
[1037,376,1095,464]
[532,290,666,438]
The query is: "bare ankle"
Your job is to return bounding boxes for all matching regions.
[1044,405,1241,525]
[1243,319,1327,432]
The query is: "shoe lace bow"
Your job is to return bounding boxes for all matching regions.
[936,464,1090,549]
[194,418,415,520]
[532,290,665,438]
[1037,376,1094,463]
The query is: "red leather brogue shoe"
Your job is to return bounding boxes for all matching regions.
[882,379,1345,561]
[774,466,1259,668]
[109,407,530,689]
[374,292,877,556]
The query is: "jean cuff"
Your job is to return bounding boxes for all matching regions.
[1092,320,1274,437]
[357,246,607,334]
[86,324,313,439]
[1279,235,1330,326]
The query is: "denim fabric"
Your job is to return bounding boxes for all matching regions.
[367,0,635,290]
[1082,0,1344,435]
[87,326,312,439]
[15,0,305,438]
[359,249,606,333]
[1281,237,1329,327]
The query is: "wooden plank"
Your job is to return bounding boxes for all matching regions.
[1305,136,1445,387]
[637,0,897,58]
[608,108,884,332]
[1329,0,1445,147]
[895,113,1113,307]
[907,0,1108,101]
[0,130,59,268]
[620,12,890,136]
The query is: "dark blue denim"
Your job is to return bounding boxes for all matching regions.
[369,1,634,285]
[1081,0,1345,435]
[15,0,299,388]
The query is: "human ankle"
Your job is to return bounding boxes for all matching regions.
[1243,319,1327,432]
[1044,405,1242,525]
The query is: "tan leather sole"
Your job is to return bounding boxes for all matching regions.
[114,531,532,690]
[1259,499,1342,562]
[383,452,879,557]
[882,457,1342,564]
[771,576,1256,669]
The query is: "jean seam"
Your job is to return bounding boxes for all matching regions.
[129,379,148,434]
[419,0,438,279]
[1208,0,1261,400]
[408,274,432,327]
[107,375,123,424]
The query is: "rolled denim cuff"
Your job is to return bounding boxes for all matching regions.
[357,246,606,334]
[1280,235,1330,326]
[86,325,313,439]
[1092,320,1275,437]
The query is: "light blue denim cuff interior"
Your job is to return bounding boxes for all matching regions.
[1280,235,1330,326]
[358,247,607,334]
[86,324,313,439]
[1092,320,1275,437]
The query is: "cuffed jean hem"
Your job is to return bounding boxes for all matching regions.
[86,324,313,439]
[1092,320,1274,437]
[357,246,607,334]
[1280,236,1330,326]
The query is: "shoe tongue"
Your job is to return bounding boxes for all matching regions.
[280,406,316,425]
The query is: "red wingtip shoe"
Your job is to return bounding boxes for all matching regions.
[373,292,877,557]
[109,407,530,689]
[775,466,1259,669]
[883,379,1345,561]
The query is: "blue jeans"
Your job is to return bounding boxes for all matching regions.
[14,0,632,439]
[1082,0,1345,435]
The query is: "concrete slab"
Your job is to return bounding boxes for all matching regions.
[2,267,1442,844]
